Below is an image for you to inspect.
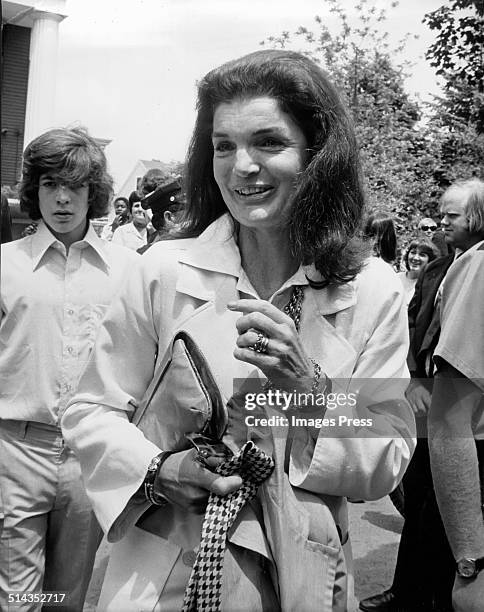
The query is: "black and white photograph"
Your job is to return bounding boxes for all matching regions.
[1,1,483,610]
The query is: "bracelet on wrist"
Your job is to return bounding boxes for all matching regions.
[144,450,175,506]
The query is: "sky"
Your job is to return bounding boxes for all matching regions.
[54,0,445,193]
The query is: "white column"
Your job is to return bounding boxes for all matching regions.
[23,10,65,148]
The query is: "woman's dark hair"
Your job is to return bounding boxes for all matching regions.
[403,238,440,270]
[128,190,141,213]
[183,49,366,285]
[19,127,113,220]
[363,211,398,264]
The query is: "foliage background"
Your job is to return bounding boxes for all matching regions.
[261,0,484,247]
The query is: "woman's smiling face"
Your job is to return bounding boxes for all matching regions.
[212,96,308,232]
[407,247,429,272]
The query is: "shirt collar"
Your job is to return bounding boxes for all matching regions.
[176,213,355,313]
[31,220,111,270]
[178,214,241,276]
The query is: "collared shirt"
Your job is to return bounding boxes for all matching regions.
[0,220,139,424]
[111,222,147,251]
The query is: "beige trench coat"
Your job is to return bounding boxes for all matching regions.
[63,214,415,611]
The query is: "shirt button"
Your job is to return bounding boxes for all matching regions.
[182,550,197,567]
[67,309,74,315]
[67,346,74,354]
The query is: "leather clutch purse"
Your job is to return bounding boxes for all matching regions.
[132,328,228,452]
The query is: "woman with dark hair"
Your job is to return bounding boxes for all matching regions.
[397,238,440,306]
[63,50,414,611]
[112,194,150,250]
[363,211,398,266]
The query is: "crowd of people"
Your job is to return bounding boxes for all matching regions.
[0,49,483,612]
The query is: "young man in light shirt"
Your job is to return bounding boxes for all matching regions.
[0,127,138,611]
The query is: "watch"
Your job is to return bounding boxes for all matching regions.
[143,451,175,506]
[456,557,484,579]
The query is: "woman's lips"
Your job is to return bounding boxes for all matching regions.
[233,185,274,202]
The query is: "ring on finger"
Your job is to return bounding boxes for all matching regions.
[251,331,269,354]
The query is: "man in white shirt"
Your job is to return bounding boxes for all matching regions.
[0,127,138,611]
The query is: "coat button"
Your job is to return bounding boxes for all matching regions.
[182,550,197,567]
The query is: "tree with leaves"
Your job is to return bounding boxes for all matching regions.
[262,1,434,241]
[424,0,484,133]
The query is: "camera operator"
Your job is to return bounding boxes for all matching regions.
[137,174,186,254]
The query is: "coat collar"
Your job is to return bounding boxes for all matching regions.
[175,213,356,315]
[31,220,111,271]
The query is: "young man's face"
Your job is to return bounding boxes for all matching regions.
[38,173,90,245]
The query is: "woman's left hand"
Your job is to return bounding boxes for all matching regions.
[227,299,314,393]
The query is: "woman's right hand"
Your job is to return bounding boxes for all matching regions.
[154,448,243,513]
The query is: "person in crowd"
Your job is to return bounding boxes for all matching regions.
[360,178,484,612]
[128,188,142,208]
[417,216,438,239]
[111,192,149,251]
[137,174,187,253]
[62,50,415,611]
[363,211,398,268]
[418,215,450,257]
[138,167,167,197]
[0,127,138,611]
[429,178,484,612]
[1,193,13,243]
[100,196,131,241]
[397,238,439,307]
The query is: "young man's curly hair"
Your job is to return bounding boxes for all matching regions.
[19,127,113,220]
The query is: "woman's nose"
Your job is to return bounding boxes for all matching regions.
[233,148,259,176]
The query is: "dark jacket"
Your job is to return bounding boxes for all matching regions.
[407,254,454,377]
[1,194,13,244]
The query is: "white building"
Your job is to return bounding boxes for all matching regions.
[1,1,68,185]
[118,159,174,198]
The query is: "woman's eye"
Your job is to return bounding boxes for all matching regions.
[213,141,234,153]
[258,137,283,149]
